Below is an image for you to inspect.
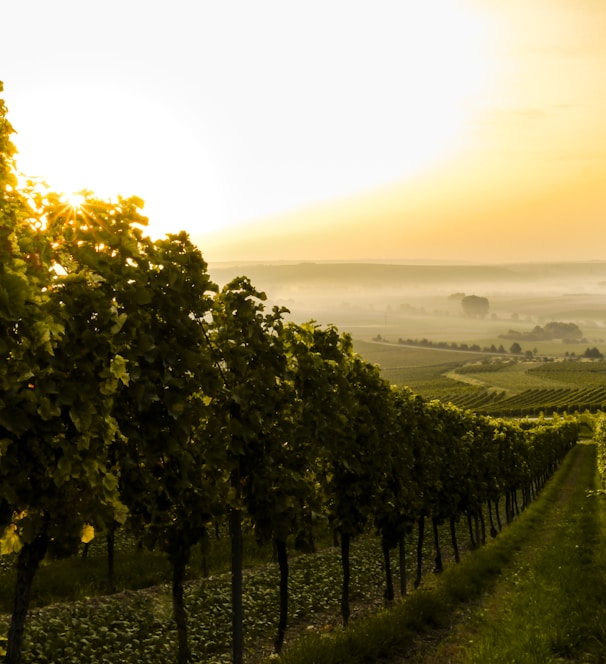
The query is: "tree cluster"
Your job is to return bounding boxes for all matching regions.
[500,321,584,342]
[0,85,580,664]
[461,295,490,318]
[396,337,508,354]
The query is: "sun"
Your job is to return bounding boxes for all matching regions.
[51,190,94,227]
[62,191,86,211]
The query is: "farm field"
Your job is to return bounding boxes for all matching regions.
[449,361,578,392]
[352,340,488,397]
[212,260,606,356]
[353,339,606,416]
[213,260,606,417]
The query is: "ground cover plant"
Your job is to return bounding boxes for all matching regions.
[0,529,279,614]
[0,536,388,663]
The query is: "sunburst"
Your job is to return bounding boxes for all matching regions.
[63,191,86,211]
[57,190,94,226]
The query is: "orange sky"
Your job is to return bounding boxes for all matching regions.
[201,0,606,263]
[200,0,606,262]
[206,130,606,262]
[2,1,606,263]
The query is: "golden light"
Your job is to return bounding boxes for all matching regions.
[6,1,498,245]
[53,190,93,227]
[62,191,86,210]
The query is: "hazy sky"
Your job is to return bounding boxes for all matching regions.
[2,1,605,263]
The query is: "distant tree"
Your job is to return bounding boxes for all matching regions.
[582,347,604,359]
[544,321,583,340]
[461,295,489,318]
[510,342,522,355]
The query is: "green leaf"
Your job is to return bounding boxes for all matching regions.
[57,455,72,479]
[102,473,119,494]
[0,273,28,319]
[0,524,21,555]
[69,403,93,432]
[109,354,129,386]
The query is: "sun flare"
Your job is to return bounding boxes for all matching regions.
[6,1,496,244]
[62,191,86,210]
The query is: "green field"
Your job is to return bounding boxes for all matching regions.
[353,340,487,396]
[314,263,606,417]
[353,339,606,416]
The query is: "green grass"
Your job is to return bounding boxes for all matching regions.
[445,445,606,663]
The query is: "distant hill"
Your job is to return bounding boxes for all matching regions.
[208,260,606,293]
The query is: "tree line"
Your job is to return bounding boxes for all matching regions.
[1,83,579,664]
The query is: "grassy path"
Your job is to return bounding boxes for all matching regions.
[409,442,606,663]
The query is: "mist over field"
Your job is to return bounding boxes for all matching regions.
[209,261,606,350]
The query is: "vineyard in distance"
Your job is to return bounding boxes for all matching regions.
[211,260,606,415]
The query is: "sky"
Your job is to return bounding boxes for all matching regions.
[2,0,605,264]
